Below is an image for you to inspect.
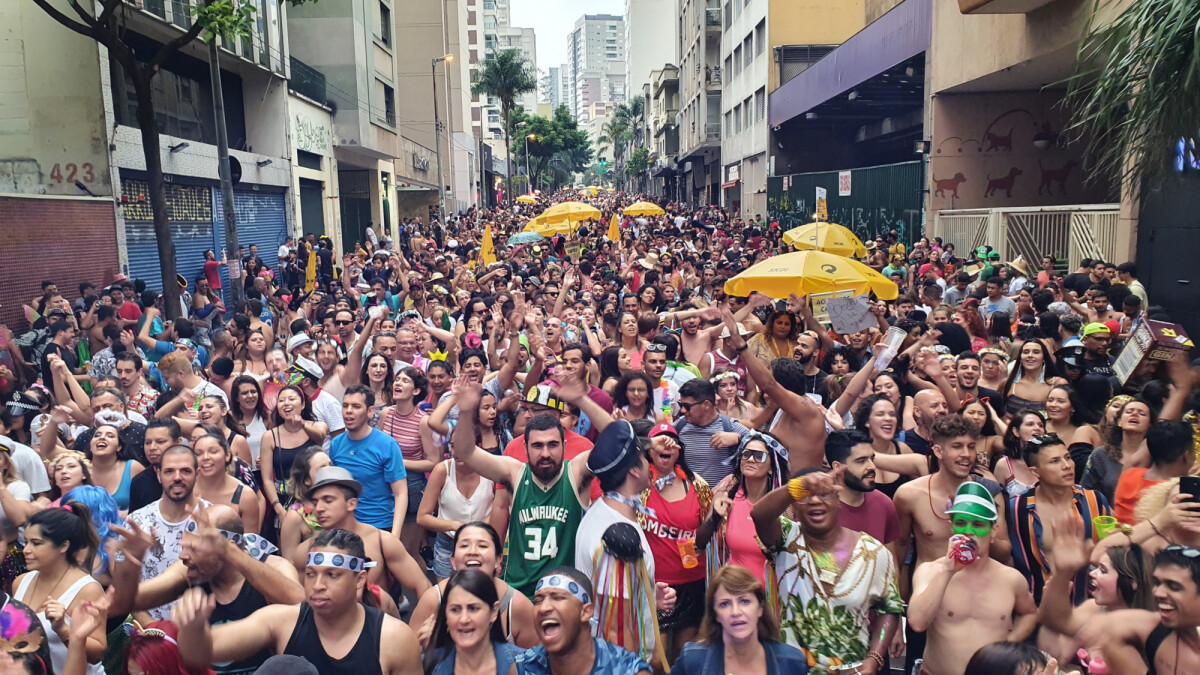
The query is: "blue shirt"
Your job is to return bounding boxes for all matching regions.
[329,429,407,529]
[516,637,650,675]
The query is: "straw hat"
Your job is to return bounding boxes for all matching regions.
[639,252,660,269]
[1008,255,1033,279]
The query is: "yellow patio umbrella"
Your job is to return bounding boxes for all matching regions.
[516,194,538,204]
[525,219,579,237]
[623,201,665,217]
[782,221,868,258]
[723,250,899,300]
[535,201,602,225]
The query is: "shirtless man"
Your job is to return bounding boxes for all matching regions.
[289,466,430,601]
[719,306,826,468]
[893,414,1009,672]
[908,482,1037,675]
[173,528,421,675]
[662,303,722,365]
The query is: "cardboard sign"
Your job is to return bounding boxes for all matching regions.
[564,241,581,260]
[1114,320,1194,383]
[826,295,875,335]
[809,289,855,322]
[815,186,828,221]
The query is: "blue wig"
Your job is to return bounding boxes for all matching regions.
[63,485,122,574]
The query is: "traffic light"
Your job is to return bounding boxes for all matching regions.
[597,159,609,175]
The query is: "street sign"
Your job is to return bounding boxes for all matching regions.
[815,186,828,221]
[838,170,852,196]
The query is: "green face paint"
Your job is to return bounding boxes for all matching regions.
[951,517,992,538]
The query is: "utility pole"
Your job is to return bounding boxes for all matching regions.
[209,39,244,306]
[432,54,453,225]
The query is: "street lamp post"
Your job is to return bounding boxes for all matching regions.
[431,54,454,225]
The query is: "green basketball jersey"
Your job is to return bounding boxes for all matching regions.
[504,459,584,597]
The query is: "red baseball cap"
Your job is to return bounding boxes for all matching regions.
[648,423,680,442]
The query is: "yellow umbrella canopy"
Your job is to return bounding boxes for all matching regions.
[782,222,868,258]
[524,216,578,236]
[536,201,602,224]
[516,194,538,204]
[723,250,899,300]
[623,201,666,216]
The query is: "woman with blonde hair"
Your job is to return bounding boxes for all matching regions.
[669,565,807,675]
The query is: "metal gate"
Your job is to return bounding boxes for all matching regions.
[214,189,289,276]
[767,161,924,247]
[121,178,221,297]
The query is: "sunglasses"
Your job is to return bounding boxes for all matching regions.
[677,400,705,411]
[1164,545,1200,558]
[334,319,353,326]
[741,449,769,463]
[645,344,668,353]
[1027,433,1063,448]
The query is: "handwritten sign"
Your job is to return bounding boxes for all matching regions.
[809,289,855,323]
[826,295,875,336]
[564,241,581,261]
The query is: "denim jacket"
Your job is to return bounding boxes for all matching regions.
[668,640,809,675]
[431,641,521,675]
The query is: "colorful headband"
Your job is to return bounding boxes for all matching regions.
[711,370,741,383]
[978,347,1009,362]
[183,521,280,562]
[123,620,177,645]
[534,574,591,605]
[306,551,376,572]
[1108,394,1134,409]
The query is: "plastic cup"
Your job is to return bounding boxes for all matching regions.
[873,326,907,371]
[1093,516,1119,541]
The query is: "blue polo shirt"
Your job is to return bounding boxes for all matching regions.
[329,428,407,530]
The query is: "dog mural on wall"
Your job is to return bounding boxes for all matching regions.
[1038,160,1078,195]
[934,173,968,198]
[983,129,1014,152]
[985,168,1022,198]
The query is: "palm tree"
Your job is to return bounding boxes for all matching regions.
[625,95,646,151]
[472,49,537,203]
[1065,0,1200,187]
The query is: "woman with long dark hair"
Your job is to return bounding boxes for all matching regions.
[260,385,329,533]
[278,446,331,560]
[852,394,918,499]
[410,523,537,649]
[1044,384,1103,482]
[234,329,270,380]
[988,310,1014,346]
[380,366,438,563]
[599,345,633,396]
[191,434,261,534]
[84,423,143,514]
[994,410,1046,497]
[15,503,107,674]
[960,398,1005,482]
[670,565,808,675]
[746,310,798,368]
[613,371,666,423]
[230,375,271,469]
[422,569,518,674]
[1002,340,1061,415]
[1081,397,1154,505]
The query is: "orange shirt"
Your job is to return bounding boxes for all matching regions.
[1113,467,1160,524]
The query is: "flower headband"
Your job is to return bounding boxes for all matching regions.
[711,370,741,383]
[534,573,591,605]
[978,347,1009,362]
[306,551,376,572]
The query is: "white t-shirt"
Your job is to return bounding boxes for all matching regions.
[311,390,345,448]
[574,498,656,651]
[0,437,52,494]
[0,480,31,537]
[123,498,212,621]
[193,380,229,406]
[278,244,291,259]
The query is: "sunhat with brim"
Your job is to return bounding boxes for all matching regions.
[945,482,997,522]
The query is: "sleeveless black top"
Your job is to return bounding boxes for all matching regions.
[284,603,385,675]
[202,580,272,675]
[1145,622,1172,675]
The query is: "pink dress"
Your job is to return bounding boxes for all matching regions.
[725,491,768,586]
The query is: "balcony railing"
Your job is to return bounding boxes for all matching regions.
[289,57,328,105]
[704,122,721,142]
[934,204,1120,270]
[705,67,721,87]
[705,8,721,26]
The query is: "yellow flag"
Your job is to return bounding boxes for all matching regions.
[607,213,620,242]
[304,242,316,292]
[481,223,497,266]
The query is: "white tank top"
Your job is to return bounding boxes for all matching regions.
[438,459,495,525]
[15,571,104,675]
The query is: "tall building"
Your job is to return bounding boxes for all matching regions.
[495,25,538,115]
[473,0,537,140]
[542,66,564,109]
[566,14,626,121]
[675,0,722,204]
[625,0,677,106]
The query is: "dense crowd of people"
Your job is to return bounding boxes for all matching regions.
[0,188,1197,675]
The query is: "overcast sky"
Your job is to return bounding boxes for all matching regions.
[510,0,625,72]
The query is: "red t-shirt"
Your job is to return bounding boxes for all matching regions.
[502,430,602,500]
[643,479,707,585]
[204,260,223,289]
[838,490,901,545]
[116,302,142,323]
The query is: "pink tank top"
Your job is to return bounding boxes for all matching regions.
[725,491,768,586]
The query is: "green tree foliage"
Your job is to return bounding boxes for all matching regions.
[507,105,593,191]
[471,49,538,203]
[625,148,650,179]
[29,0,314,318]
[1065,0,1200,186]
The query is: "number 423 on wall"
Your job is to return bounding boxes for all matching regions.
[50,163,96,184]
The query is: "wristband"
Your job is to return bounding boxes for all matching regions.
[787,477,809,502]
[867,651,885,670]
[735,343,749,353]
